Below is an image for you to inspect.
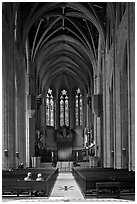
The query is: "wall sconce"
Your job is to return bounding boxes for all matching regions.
[4,149,8,157]
[122,148,126,154]
[16,152,19,158]
[122,148,126,151]
[111,150,114,153]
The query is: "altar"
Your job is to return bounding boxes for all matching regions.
[56,125,73,161]
[57,161,73,172]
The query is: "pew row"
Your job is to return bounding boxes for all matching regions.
[2,167,57,181]
[72,167,135,198]
[2,168,58,196]
[96,182,120,198]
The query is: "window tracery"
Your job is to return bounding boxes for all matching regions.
[75,88,83,126]
[46,88,54,126]
[60,89,69,126]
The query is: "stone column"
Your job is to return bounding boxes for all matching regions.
[86,94,89,128]
[93,75,97,158]
[69,90,75,129]
[25,73,30,167]
[41,96,45,140]
[105,83,111,167]
[15,74,19,168]
[19,69,26,166]
[96,74,102,166]
[8,26,16,169]
[87,92,92,133]
[102,48,107,168]
[25,39,36,167]
[95,34,103,167]
[7,70,16,169]
[127,3,134,171]
[55,89,60,129]
[115,66,122,169]
[2,63,9,170]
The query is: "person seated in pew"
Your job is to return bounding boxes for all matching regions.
[23,172,39,196]
[24,172,33,181]
[36,173,44,181]
[9,167,14,171]
[35,173,45,196]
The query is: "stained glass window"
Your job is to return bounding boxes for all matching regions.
[60,89,69,126]
[75,88,83,126]
[46,88,54,126]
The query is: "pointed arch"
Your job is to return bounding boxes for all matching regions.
[46,88,54,126]
[75,88,83,126]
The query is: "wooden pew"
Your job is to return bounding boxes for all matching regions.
[3,180,47,196]
[2,167,58,181]
[96,182,120,198]
[2,168,59,196]
[72,167,135,197]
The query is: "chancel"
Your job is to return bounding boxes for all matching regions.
[2,2,135,202]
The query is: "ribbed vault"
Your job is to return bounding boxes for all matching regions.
[20,2,106,93]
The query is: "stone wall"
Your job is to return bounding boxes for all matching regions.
[103,3,135,170]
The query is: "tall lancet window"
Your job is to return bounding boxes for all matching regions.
[46,88,54,126]
[75,88,83,126]
[60,89,69,126]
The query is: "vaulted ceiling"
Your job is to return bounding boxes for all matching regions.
[19,2,106,93]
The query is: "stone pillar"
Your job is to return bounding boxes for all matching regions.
[25,38,36,167]
[55,89,60,129]
[15,76,19,168]
[25,73,30,167]
[96,74,102,166]
[102,49,107,168]
[86,94,89,128]
[116,74,122,168]
[93,75,97,158]
[95,33,104,167]
[14,59,25,168]
[87,92,92,134]
[8,70,16,169]
[83,92,87,128]
[41,96,46,146]
[102,45,111,168]
[105,83,111,167]
[114,65,122,169]
[3,23,16,170]
[2,61,9,170]
[70,91,75,129]
[127,3,135,171]
[19,70,26,166]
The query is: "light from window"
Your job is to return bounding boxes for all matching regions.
[60,89,69,126]
[75,88,83,126]
[46,88,54,126]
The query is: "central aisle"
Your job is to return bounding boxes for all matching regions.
[49,172,85,201]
